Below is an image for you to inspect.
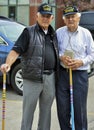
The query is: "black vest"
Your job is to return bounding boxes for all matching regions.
[21,23,59,82]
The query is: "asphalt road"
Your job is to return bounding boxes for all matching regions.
[0,76,94,130]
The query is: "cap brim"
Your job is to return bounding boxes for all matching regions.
[64,12,77,16]
[39,11,53,15]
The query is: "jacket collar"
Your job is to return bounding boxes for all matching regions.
[35,22,55,35]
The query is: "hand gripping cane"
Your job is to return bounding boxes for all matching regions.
[2,73,6,130]
[69,68,75,130]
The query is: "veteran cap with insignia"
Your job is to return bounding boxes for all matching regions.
[38,3,53,15]
[63,6,79,16]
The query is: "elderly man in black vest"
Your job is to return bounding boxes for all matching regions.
[0,3,59,130]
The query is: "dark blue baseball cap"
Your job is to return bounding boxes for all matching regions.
[63,6,79,16]
[38,3,53,15]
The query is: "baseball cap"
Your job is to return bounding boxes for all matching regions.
[63,6,79,16]
[38,3,53,15]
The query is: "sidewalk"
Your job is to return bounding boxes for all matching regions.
[0,98,94,130]
[88,76,94,130]
[0,76,94,130]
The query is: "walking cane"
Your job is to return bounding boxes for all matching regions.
[2,73,6,130]
[69,68,75,130]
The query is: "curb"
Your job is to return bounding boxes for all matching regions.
[89,121,94,130]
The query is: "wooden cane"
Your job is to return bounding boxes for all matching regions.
[2,73,6,130]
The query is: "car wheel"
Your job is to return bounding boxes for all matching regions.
[11,63,23,95]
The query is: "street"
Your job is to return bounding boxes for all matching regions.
[0,76,94,130]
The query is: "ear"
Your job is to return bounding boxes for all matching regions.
[63,18,67,25]
[78,17,80,22]
[51,15,54,20]
[36,13,39,20]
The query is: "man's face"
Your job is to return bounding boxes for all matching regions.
[36,13,54,30]
[64,14,80,31]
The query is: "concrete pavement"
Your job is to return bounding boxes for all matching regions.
[0,76,94,130]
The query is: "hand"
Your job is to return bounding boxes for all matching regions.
[0,64,10,73]
[67,59,83,70]
[60,55,72,67]
[60,55,83,70]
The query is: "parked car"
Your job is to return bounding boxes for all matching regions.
[0,16,25,95]
[79,11,94,77]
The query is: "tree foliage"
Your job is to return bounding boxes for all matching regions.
[54,0,94,11]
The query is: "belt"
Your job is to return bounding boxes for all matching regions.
[43,70,54,75]
[60,66,69,71]
[60,65,87,72]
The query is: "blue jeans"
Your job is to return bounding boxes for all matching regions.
[56,66,88,130]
